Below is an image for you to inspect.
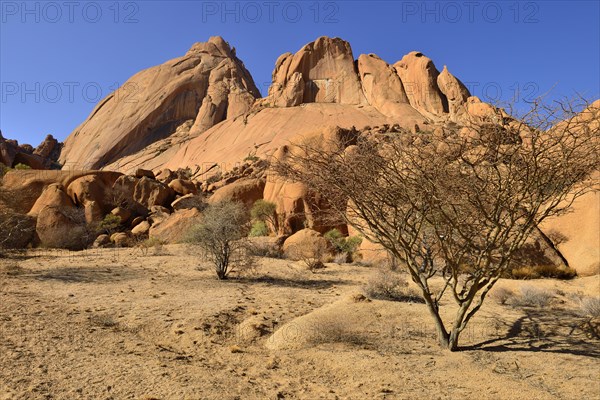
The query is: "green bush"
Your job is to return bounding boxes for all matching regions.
[250,199,276,234]
[99,214,121,234]
[249,221,269,237]
[251,200,276,221]
[244,154,260,163]
[324,228,363,255]
[14,163,31,170]
[0,163,9,178]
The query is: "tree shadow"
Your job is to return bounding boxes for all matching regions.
[462,307,600,358]
[236,275,352,290]
[33,266,137,283]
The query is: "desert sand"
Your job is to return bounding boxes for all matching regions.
[1,245,598,400]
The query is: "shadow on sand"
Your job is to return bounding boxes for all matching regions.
[236,275,352,290]
[463,308,600,359]
[33,266,137,283]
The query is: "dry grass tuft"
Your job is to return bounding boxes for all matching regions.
[308,313,366,346]
[363,269,422,303]
[89,313,119,328]
[509,264,577,280]
[578,297,600,319]
[512,285,555,308]
[490,287,514,305]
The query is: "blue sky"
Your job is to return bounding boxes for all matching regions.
[1,0,599,146]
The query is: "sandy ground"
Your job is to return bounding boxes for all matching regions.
[1,245,599,400]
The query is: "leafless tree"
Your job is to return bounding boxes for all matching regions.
[186,200,253,279]
[0,178,36,256]
[0,210,36,256]
[274,97,599,350]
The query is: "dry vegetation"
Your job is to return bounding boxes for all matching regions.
[274,98,599,350]
[0,246,599,399]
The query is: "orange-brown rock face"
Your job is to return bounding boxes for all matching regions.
[393,51,450,118]
[57,36,479,175]
[357,53,425,124]
[437,66,470,121]
[59,36,260,170]
[0,132,61,170]
[264,36,366,107]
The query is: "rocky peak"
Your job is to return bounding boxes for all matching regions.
[261,36,366,107]
[393,51,448,118]
[186,36,236,59]
[1,133,62,169]
[59,36,261,170]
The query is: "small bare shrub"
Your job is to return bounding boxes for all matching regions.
[363,269,422,302]
[246,240,284,259]
[490,287,514,305]
[287,241,328,272]
[186,200,251,279]
[578,297,600,319]
[90,313,119,328]
[512,285,554,308]
[333,252,351,264]
[309,314,366,346]
[135,237,166,256]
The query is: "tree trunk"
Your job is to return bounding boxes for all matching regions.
[422,296,450,348]
[446,302,472,351]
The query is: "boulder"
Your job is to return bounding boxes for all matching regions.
[135,168,155,179]
[110,232,130,247]
[133,177,175,208]
[93,234,111,248]
[465,96,499,121]
[148,206,171,226]
[171,194,204,211]
[84,200,103,225]
[111,207,131,224]
[149,205,171,215]
[264,127,355,234]
[168,179,198,195]
[0,139,17,167]
[1,170,122,216]
[0,133,60,170]
[112,175,137,199]
[130,216,145,228]
[19,144,34,154]
[541,189,600,276]
[437,66,470,121]
[28,183,74,217]
[155,168,176,184]
[111,175,174,213]
[66,172,123,213]
[209,178,265,208]
[131,220,151,236]
[36,206,89,250]
[33,134,61,160]
[149,208,202,243]
[12,152,46,170]
[282,228,332,260]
